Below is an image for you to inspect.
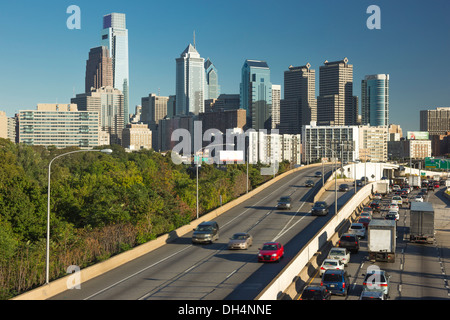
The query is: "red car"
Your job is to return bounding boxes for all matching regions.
[258,242,284,262]
[358,217,371,228]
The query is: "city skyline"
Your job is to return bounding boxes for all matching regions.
[0,0,449,134]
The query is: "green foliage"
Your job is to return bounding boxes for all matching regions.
[0,140,291,299]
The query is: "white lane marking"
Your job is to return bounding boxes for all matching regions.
[83,245,193,300]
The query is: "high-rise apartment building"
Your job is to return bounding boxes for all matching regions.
[0,111,16,143]
[280,64,317,134]
[358,125,388,162]
[420,107,450,136]
[101,13,130,126]
[141,93,169,151]
[72,86,124,145]
[240,60,272,130]
[361,74,389,126]
[317,58,358,126]
[271,84,281,129]
[122,123,152,151]
[205,58,220,100]
[85,46,113,93]
[18,104,108,148]
[176,44,205,115]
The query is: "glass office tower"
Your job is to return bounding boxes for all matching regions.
[240,60,272,130]
[101,13,130,126]
[205,58,220,100]
[361,74,389,126]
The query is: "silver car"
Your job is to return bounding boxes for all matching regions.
[228,232,253,250]
[349,223,366,238]
[362,269,391,297]
[320,259,344,275]
[327,247,350,266]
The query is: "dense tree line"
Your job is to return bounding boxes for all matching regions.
[0,138,290,299]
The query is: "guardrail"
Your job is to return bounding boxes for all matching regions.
[255,182,381,300]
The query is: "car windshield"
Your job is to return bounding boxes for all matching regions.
[351,225,363,230]
[262,244,278,250]
[364,273,386,283]
[323,273,342,282]
[279,197,290,202]
[314,202,326,208]
[324,261,338,266]
[340,236,356,242]
[231,234,247,240]
[196,226,212,232]
[329,250,344,256]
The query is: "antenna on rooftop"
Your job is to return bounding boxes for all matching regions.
[193,30,196,49]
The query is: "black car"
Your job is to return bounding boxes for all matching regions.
[300,285,331,300]
[315,171,323,177]
[305,179,315,187]
[277,196,292,210]
[369,199,381,213]
[356,180,363,187]
[339,184,349,192]
[338,233,360,253]
[311,201,329,216]
[420,188,428,195]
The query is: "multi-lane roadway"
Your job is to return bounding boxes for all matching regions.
[51,164,355,300]
[299,184,450,300]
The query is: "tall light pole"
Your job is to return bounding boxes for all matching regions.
[315,145,338,215]
[196,143,234,220]
[46,148,112,285]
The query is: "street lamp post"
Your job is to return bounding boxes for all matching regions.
[46,148,112,285]
[196,143,234,220]
[315,145,338,215]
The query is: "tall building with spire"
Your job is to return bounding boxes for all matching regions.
[101,13,130,126]
[176,43,205,115]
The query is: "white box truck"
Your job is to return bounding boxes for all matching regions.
[409,202,434,244]
[409,176,421,189]
[368,219,396,263]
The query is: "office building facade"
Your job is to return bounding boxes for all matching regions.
[317,58,358,126]
[271,84,281,129]
[280,64,316,134]
[361,74,389,126]
[122,123,152,151]
[205,58,220,100]
[240,60,272,130]
[85,46,113,93]
[101,13,130,126]
[72,86,124,145]
[18,104,107,148]
[358,125,388,162]
[176,44,205,115]
[420,107,450,136]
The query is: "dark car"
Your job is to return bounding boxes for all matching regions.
[356,180,363,187]
[427,183,434,191]
[311,201,329,216]
[338,233,360,253]
[192,221,219,244]
[315,171,323,177]
[358,217,371,228]
[370,199,381,213]
[305,179,315,187]
[420,188,428,195]
[300,286,331,300]
[339,184,349,192]
[385,213,397,221]
[277,196,292,210]
[321,270,351,296]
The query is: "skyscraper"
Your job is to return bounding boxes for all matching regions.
[279,64,316,134]
[361,74,389,126]
[240,60,272,130]
[85,46,113,93]
[101,13,130,126]
[205,58,220,100]
[420,107,450,136]
[317,58,358,126]
[271,84,281,129]
[176,44,205,115]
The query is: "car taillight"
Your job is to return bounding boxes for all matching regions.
[321,267,325,270]
[320,282,323,286]
[342,282,345,288]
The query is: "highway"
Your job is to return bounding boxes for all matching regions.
[51,164,354,300]
[299,184,450,300]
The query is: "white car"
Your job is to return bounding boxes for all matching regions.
[414,195,424,202]
[327,247,350,266]
[349,223,366,238]
[320,258,345,275]
[391,196,403,205]
[388,203,399,212]
[387,210,399,221]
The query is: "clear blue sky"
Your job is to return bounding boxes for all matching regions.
[1,0,449,134]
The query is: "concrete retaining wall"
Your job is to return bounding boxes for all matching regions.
[12,163,322,300]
